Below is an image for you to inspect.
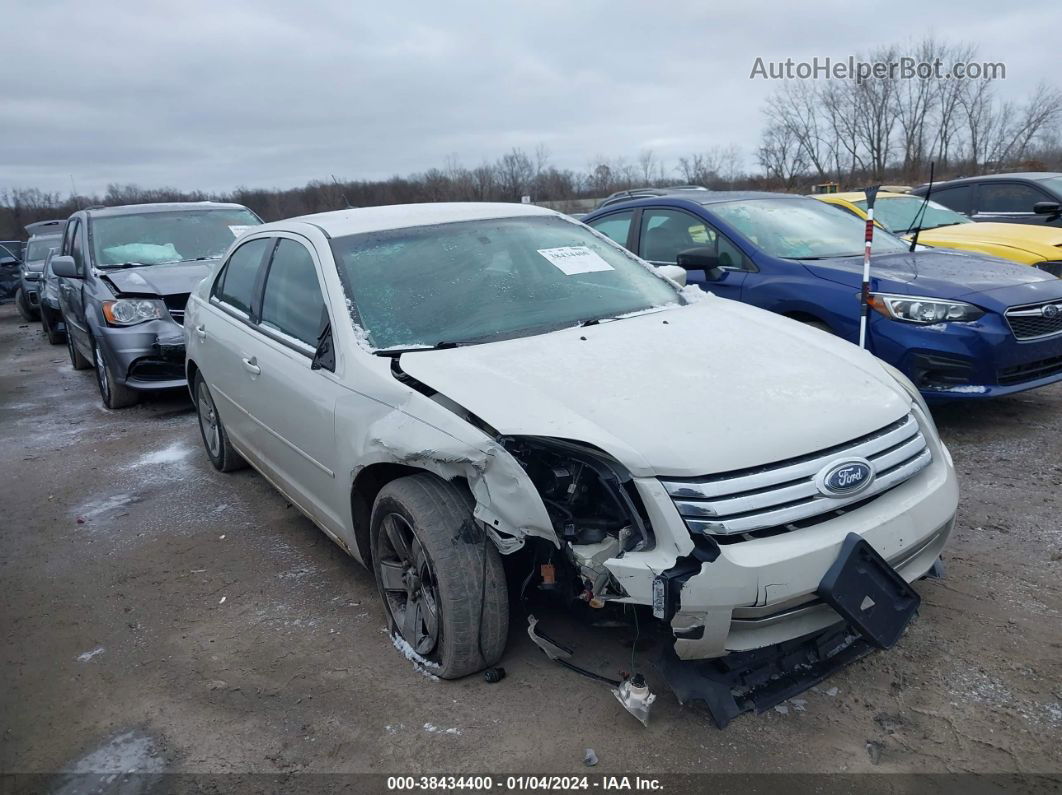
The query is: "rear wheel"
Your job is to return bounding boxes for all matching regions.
[93,338,139,409]
[194,373,246,472]
[41,308,66,345]
[371,473,508,679]
[66,325,92,370]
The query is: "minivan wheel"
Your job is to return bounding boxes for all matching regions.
[15,288,38,321]
[371,474,508,679]
[66,326,92,370]
[194,373,246,472]
[42,308,66,345]
[93,339,139,409]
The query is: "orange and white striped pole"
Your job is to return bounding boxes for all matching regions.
[858,185,880,349]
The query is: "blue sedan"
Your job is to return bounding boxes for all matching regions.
[583,191,1062,400]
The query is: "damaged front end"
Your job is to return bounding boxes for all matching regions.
[498,436,937,730]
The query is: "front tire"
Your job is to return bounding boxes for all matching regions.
[93,338,139,409]
[371,474,508,679]
[194,373,246,472]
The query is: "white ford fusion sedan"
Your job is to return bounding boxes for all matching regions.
[186,203,958,726]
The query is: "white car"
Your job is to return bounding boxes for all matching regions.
[185,203,958,726]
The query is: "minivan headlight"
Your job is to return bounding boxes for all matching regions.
[102,298,165,326]
[868,293,984,324]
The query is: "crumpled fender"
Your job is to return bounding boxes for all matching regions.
[354,401,559,550]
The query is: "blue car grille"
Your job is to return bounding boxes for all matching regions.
[1005,300,1062,340]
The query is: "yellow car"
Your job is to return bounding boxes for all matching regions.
[815,191,1062,277]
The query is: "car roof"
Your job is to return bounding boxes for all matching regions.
[286,202,558,238]
[595,190,806,211]
[915,172,1062,190]
[84,201,252,219]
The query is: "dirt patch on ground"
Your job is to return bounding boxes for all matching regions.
[1,305,1059,778]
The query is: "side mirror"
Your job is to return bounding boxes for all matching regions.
[51,255,80,278]
[1033,201,1061,216]
[675,246,720,270]
[0,256,16,268]
[655,264,687,287]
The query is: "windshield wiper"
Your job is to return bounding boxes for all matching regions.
[175,256,217,263]
[98,261,148,269]
[372,341,465,358]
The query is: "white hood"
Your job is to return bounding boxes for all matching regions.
[400,297,911,478]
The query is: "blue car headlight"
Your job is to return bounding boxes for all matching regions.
[869,293,984,324]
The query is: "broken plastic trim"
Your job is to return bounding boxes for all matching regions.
[652,536,720,621]
[657,623,872,729]
[526,615,621,686]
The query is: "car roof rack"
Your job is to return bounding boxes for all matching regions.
[597,185,711,209]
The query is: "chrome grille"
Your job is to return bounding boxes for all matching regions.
[660,414,931,538]
[1005,301,1062,340]
[168,309,185,325]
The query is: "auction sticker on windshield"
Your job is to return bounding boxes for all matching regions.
[537,246,614,275]
[228,225,254,237]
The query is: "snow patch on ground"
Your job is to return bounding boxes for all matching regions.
[59,729,164,774]
[423,723,461,736]
[76,646,105,662]
[129,442,193,468]
[390,633,440,680]
[76,493,140,521]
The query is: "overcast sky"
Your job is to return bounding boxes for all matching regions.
[4,0,1058,196]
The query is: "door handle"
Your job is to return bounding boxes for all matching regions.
[194,324,207,340]
[241,356,261,375]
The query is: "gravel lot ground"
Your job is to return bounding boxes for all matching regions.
[1,303,1060,784]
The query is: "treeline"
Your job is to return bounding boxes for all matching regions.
[0,145,769,240]
[758,37,1062,188]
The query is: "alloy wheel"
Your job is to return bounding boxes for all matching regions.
[377,513,441,655]
[197,381,221,458]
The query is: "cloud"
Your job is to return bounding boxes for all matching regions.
[3,0,1057,194]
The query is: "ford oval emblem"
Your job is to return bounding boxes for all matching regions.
[816,458,875,498]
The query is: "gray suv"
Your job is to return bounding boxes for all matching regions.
[52,202,261,408]
[15,220,65,321]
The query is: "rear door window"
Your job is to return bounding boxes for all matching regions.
[587,211,635,248]
[929,185,973,215]
[978,182,1051,214]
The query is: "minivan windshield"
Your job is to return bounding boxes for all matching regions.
[711,198,910,259]
[854,196,971,234]
[330,215,682,350]
[90,208,261,267]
